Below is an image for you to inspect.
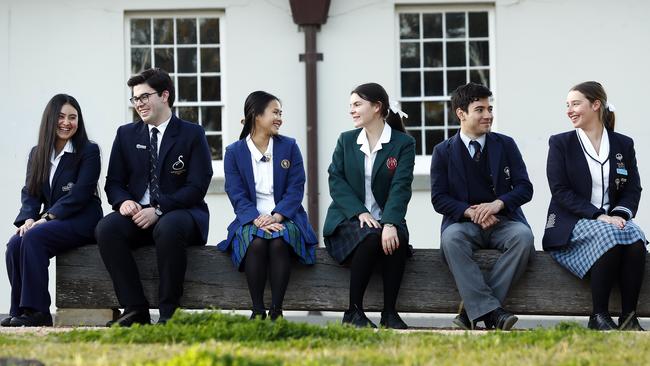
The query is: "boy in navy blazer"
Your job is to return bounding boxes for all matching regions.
[95,68,213,326]
[430,83,534,330]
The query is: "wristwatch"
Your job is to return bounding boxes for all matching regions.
[384,223,395,228]
[41,212,55,221]
[155,206,163,217]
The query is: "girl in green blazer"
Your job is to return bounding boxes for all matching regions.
[324,83,416,329]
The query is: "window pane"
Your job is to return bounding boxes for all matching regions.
[447,70,466,95]
[401,102,421,128]
[401,72,420,97]
[154,48,174,73]
[201,76,221,101]
[422,13,442,38]
[131,48,151,74]
[201,47,220,73]
[206,135,223,160]
[469,12,488,37]
[446,41,466,67]
[470,69,490,88]
[399,13,419,39]
[200,18,220,44]
[423,42,443,67]
[424,71,443,96]
[424,102,445,126]
[425,129,445,155]
[154,18,173,44]
[177,107,198,122]
[201,106,222,131]
[176,18,197,44]
[131,19,151,45]
[177,48,197,73]
[445,12,466,38]
[400,43,420,68]
[408,128,423,155]
[469,41,489,66]
[447,102,460,126]
[178,76,197,102]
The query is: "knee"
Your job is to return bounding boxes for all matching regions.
[441,226,467,253]
[6,235,22,257]
[508,227,535,255]
[95,213,124,244]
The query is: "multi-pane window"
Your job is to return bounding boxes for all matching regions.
[398,10,492,156]
[128,14,224,160]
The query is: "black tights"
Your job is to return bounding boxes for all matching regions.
[243,238,291,312]
[590,241,646,315]
[349,233,409,313]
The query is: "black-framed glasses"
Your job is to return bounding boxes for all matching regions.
[129,92,159,106]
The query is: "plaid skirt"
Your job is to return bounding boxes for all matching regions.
[324,218,411,264]
[551,219,647,279]
[222,221,316,271]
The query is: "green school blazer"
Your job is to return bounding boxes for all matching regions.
[323,127,416,237]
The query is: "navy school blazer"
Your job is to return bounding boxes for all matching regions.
[430,132,533,235]
[104,115,213,243]
[542,130,641,251]
[14,142,103,239]
[218,135,318,249]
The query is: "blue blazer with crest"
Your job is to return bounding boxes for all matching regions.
[14,142,103,238]
[430,132,533,234]
[542,130,642,251]
[104,115,213,243]
[218,135,318,250]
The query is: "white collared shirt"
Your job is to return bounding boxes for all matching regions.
[49,140,75,186]
[459,131,486,157]
[247,135,275,216]
[357,123,392,220]
[139,117,171,205]
[576,127,610,211]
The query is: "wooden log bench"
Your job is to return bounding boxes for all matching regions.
[55,246,650,326]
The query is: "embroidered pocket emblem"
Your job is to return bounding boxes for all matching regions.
[171,155,187,175]
[504,166,511,179]
[62,182,75,192]
[281,159,291,169]
[386,157,398,170]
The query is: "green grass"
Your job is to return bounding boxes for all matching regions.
[1,313,649,365]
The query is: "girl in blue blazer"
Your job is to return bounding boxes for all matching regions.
[324,83,415,329]
[218,91,318,320]
[4,94,102,327]
[543,82,646,331]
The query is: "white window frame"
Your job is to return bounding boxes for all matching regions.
[124,10,226,174]
[395,5,496,175]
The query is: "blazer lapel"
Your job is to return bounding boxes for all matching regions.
[371,142,398,183]
[157,116,179,175]
[450,134,468,201]
[237,140,257,202]
[486,133,502,189]
[49,153,72,202]
[352,129,365,189]
[569,132,592,191]
[136,122,151,173]
[607,131,621,201]
[272,136,286,204]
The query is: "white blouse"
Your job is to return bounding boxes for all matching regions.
[246,135,275,216]
[356,123,392,220]
[576,128,610,211]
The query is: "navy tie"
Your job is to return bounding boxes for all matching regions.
[149,127,161,205]
[470,140,482,162]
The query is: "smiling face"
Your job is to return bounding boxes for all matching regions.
[253,99,283,136]
[55,103,79,145]
[457,97,493,137]
[132,83,170,125]
[566,90,601,129]
[349,93,382,129]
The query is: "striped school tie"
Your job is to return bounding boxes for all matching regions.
[470,140,482,162]
[149,127,161,205]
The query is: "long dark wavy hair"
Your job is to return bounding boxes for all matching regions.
[351,83,406,133]
[27,94,89,195]
[239,91,281,140]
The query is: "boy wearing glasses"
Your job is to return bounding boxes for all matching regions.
[96,68,213,326]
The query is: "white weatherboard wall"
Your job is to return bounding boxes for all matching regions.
[0,0,649,314]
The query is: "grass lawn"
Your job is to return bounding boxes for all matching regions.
[1,312,649,365]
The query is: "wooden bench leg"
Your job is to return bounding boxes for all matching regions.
[55,308,119,327]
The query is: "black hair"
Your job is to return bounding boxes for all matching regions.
[28,94,89,196]
[127,68,175,108]
[239,91,281,140]
[570,81,615,131]
[450,82,493,120]
[351,83,406,133]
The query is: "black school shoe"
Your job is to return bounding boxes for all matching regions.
[342,306,377,328]
[488,307,518,330]
[9,311,53,327]
[1,316,14,327]
[268,307,283,321]
[619,312,644,331]
[249,309,267,320]
[380,311,408,329]
[588,312,617,331]
[106,309,151,327]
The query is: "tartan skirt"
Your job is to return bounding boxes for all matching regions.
[324,218,411,264]
[221,221,316,271]
[551,219,647,279]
